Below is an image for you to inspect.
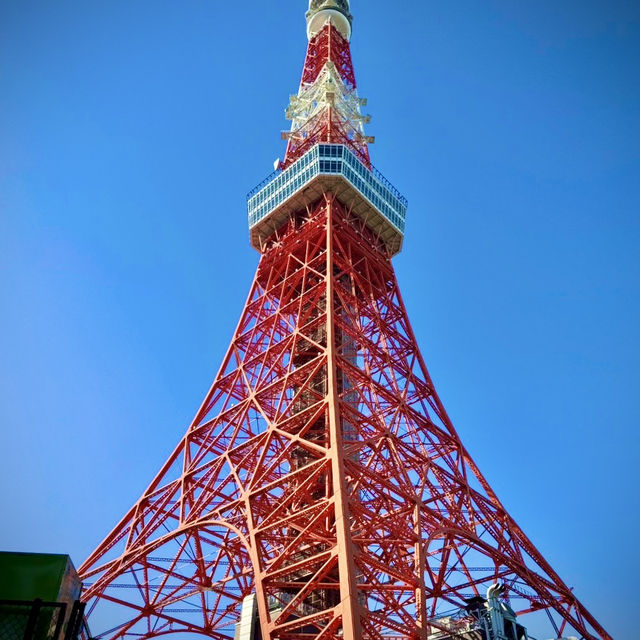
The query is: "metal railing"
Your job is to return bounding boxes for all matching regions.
[247,143,407,236]
[246,167,281,200]
[0,599,90,640]
[246,143,407,208]
[371,162,408,207]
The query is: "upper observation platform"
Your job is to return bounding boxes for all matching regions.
[247,143,407,255]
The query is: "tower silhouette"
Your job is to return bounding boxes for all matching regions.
[79,3,610,640]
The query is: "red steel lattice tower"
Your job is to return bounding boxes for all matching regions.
[79,3,611,640]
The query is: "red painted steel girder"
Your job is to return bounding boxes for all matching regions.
[79,198,611,640]
[301,23,357,89]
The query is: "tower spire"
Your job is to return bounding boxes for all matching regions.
[282,0,371,170]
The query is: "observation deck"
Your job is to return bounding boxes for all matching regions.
[247,144,407,255]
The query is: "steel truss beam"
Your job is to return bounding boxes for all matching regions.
[80,198,611,640]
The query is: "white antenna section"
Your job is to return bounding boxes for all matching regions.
[285,61,371,142]
[306,1,352,40]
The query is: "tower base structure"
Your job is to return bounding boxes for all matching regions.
[79,199,610,640]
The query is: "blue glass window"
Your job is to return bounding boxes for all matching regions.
[247,144,407,236]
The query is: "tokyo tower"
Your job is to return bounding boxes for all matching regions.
[79,3,611,640]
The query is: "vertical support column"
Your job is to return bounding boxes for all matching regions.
[247,508,271,640]
[414,503,428,640]
[324,196,362,640]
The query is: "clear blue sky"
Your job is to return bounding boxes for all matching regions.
[1,1,638,638]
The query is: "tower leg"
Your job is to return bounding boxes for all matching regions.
[80,200,611,640]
